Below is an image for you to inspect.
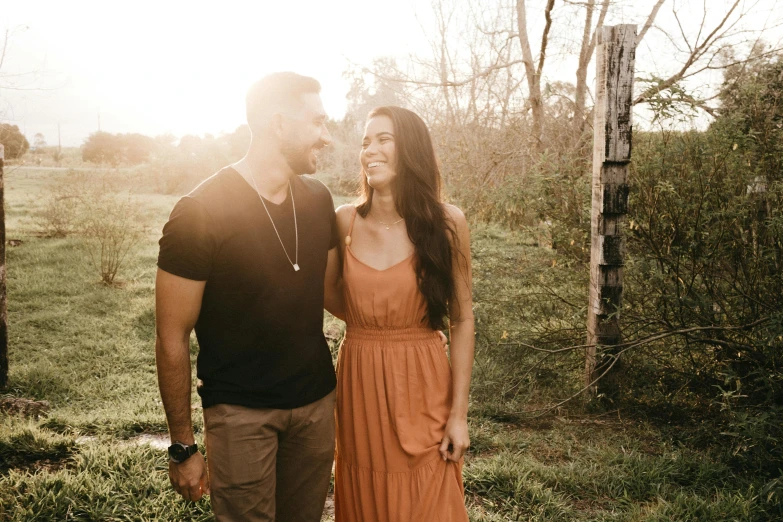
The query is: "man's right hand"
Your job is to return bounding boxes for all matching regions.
[169,452,210,502]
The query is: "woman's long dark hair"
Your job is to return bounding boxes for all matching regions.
[357,106,457,330]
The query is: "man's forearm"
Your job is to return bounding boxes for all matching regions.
[156,335,196,444]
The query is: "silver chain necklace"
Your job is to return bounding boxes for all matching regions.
[249,175,300,272]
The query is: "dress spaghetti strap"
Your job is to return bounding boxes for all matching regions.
[344,206,358,246]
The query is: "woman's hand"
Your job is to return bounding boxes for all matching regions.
[438,330,449,352]
[439,416,470,462]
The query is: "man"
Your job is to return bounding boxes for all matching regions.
[155,72,342,521]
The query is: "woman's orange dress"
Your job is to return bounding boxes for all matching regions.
[334,211,469,522]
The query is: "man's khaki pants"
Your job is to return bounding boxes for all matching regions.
[203,390,336,522]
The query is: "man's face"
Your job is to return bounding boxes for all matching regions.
[279,93,331,175]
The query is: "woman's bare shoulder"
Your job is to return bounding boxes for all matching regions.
[443,203,467,227]
[335,204,356,233]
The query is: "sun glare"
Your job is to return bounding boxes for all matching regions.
[4,0,423,146]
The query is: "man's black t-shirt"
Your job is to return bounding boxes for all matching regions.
[157,167,338,409]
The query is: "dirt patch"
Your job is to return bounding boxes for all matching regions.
[5,456,74,474]
[129,433,169,450]
[76,433,169,450]
[0,397,50,418]
[321,493,335,522]
[0,441,75,474]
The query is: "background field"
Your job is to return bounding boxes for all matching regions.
[3,0,783,519]
[0,165,779,521]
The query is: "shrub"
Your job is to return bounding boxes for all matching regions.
[34,172,89,238]
[79,188,147,285]
[36,193,80,238]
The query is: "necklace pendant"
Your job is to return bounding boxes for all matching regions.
[385,225,390,230]
[293,263,300,272]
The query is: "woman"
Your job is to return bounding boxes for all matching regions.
[331,106,475,521]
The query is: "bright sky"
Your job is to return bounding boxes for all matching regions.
[2,0,781,147]
[2,0,429,146]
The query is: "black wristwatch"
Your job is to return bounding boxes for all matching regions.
[168,441,199,463]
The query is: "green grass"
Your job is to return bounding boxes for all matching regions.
[1,167,780,521]
[0,435,212,521]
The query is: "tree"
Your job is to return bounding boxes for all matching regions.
[121,133,156,165]
[713,45,783,179]
[363,0,779,150]
[81,132,157,165]
[344,57,406,124]
[82,132,123,165]
[0,124,29,159]
[32,132,46,151]
[226,125,251,159]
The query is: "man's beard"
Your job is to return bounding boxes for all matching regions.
[281,139,317,175]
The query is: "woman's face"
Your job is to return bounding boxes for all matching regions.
[361,115,398,191]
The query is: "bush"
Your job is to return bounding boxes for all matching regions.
[80,189,147,285]
[615,127,783,474]
[34,171,89,238]
[36,193,80,239]
[35,171,149,285]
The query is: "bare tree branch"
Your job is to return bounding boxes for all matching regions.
[361,59,527,89]
[587,0,610,56]
[579,0,597,70]
[573,0,609,136]
[537,0,557,78]
[500,316,770,355]
[634,0,742,105]
[672,5,694,54]
[516,0,545,149]
[0,30,8,72]
[509,317,771,416]
[636,0,666,44]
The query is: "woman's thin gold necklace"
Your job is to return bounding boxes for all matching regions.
[373,212,404,230]
[250,175,300,272]
[377,217,404,230]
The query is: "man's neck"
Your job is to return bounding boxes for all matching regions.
[235,142,293,204]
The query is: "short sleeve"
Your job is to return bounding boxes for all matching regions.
[157,196,216,281]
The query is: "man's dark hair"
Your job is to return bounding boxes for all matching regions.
[246,72,321,131]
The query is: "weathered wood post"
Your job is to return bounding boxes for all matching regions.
[0,143,7,389]
[585,25,636,393]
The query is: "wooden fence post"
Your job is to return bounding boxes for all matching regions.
[0,143,7,389]
[585,25,636,394]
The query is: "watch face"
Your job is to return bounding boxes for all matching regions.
[168,443,188,462]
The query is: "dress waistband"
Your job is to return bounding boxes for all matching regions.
[344,326,439,342]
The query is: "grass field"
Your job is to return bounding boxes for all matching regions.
[0,167,778,521]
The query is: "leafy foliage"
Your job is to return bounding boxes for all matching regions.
[615,51,783,475]
[81,132,157,165]
[0,123,30,159]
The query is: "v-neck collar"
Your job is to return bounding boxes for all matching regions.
[228,167,295,209]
